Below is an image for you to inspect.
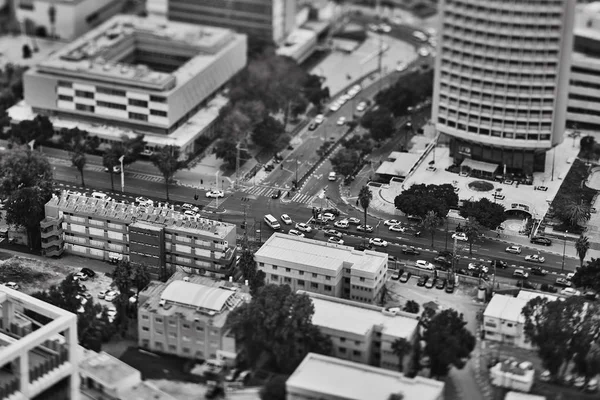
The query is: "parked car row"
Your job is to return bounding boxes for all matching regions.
[393,269,455,293]
[540,370,598,392]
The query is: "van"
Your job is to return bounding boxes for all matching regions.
[91,192,110,201]
[264,214,281,230]
[328,172,336,181]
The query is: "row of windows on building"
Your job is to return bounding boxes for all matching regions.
[260,263,370,282]
[442,39,560,58]
[270,274,334,291]
[439,82,556,100]
[441,54,559,71]
[438,103,554,121]
[57,81,167,103]
[439,94,555,114]
[446,0,563,15]
[443,11,562,31]
[437,118,552,140]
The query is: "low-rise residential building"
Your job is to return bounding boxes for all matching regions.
[483,294,532,349]
[137,271,250,362]
[286,353,445,400]
[255,233,388,304]
[300,292,419,371]
[0,285,80,399]
[40,192,236,279]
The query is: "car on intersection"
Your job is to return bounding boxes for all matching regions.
[325,229,342,239]
[389,224,407,233]
[288,229,305,238]
[319,212,336,222]
[525,254,545,263]
[505,245,522,254]
[357,225,374,233]
[384,219,401,226]
[369,238,388,247]
[348,217,361,225]
[328,237,344,245]
[295,223,312,233]
[281,214,293,225]
[334,220,349,229]
[206,190,224,198]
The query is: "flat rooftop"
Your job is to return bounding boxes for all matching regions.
[376,151,420,178]
[287,353,445,400]
[483,294,528,324]
[47,191,235,240]
[303,292,419,338]
[120,381,177,400]
[37,14,241,91]
[79,351,139,388]
[255,233,386,274]
[138,271,250,328]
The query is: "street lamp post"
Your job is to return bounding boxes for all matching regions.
[561,230,568,272]
[119,155,125,192]
[215,171,220,209]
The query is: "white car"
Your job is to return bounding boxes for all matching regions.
[525,254,545,263]
[348,217,361,225]
[505,245,522,254]
[106,306,117,323]
[384,219,401,226]
[334,220,349,229]
[319,212,336,222]
[295,222,312,233]
[369,238,388,247]
[513,269,529,279]
[468,263,489,274]
[4,282,19,290]
[340,94,351,104]
[337,116,346,126]
[413,31,428,42]
[452,232,468,241]
[561,287,580,297]
[328,237,344,245]
[104,290,119,302]
[182,203,200,212]
[418,47,430,57]
[324,229,342,238]
[396,62,407,72]
[206,190,224,198]
[389,224,407,233]
[329,102,341,112]
[73,272,88,281]
[416,260,435,271]
[314,114,325,124]
[281,214,293,225]
[379,23,392,33]
[98,290,107,299]
[184,210,197,217]
[356,102,367,112]
[288,229,305,238]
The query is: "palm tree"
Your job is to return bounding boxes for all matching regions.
[391,338,412,372]
[60,127,99,188]
[575,235,590,267]
[71,151,86,186]
[463,218,482,255]
[358,185,373,245]
[102,150,120,192]
[421,210,441,247]
[150,145,188,201]
[562,201,591,227]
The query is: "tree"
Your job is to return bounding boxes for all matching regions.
[572,258,600,291]
[576,235,590,267]
[213,139,239,170]
[459,198,506,230]
[559,201,591,228]
[226,285,332,373]
[358,186,373,246]
[369,109,395,141]
[394,184,459,218]
[9,115,54,146]
[581,135,596,161]
[260,375,287,400]
[391,338,412,372]
[103,149,121,191]
[421,210,441,247]
[150,145,188,201]
[422,309,475,378]
[60,127,100,187]
[238,247,265,296]
[463,218,482,255]
[252,116,284,149]
[521,296,599,378]
[0,149,53,249]
[403,300,420,314]
[22,44,31,59]
[585,342,600,379]
[330,148,361,177]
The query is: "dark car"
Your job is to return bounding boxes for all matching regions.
[81,268,96,278]
[490,260,508,269]
[425,277,436,289]
[399,271,411,283]
[436,278,447,290]
[531,236,552,246]
[433,256,452,269]
[391,269,404,280]
[445,280,455,293]
[308,122,318,131]
[403,246,421,255]
[354,243,373,251]
[531,266,547,276]
[517,279,536,289]
[438,250,455,258]
[417,275,429,286]
[271,190,281,199]
[322,208,341,217]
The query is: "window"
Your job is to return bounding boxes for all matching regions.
[150,95,166,103]
[142,327,149,331]
[57,81,72,88]
[285,268,291,273]
[75,90,94,99]
[271,274,278,281]
[298,280,304,286]
[272,266,278,270]
[97,87,125,96]
[353,350,361,356]
[299,271,304,275]
[325,276,331,281]
[150,109,167,117]
[129,112,148,121]
[339,347,347,353]
[76,104,95,112]
[58,95,73,101]
[312,273,317,278]
[311,282,318,289]
[259,262,264,266]
[325,285,332,291]
[129,98,148,107]
[97,101,126,110]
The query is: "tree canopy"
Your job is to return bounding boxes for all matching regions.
[8,115,54,146]
[459,198,506,230]
[394,184,459,218]
[237,247,265,296]
[422,308,475,378]
[572,258,600,292]
[226,284,332,373]
[260,375,288,400]
[252,115,284,149]
[330,148,361,178]
[150,146,188,201]
[374,70,434,117]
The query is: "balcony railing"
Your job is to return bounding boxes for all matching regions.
[40,216,63,230]
[43,245,64,258]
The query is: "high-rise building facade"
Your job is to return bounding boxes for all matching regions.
[432,0,576,173]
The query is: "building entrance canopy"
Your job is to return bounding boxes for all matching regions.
[460,158,499,176]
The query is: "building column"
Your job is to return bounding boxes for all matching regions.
[19,352,30,398]
[65,326,81,399]
[2,300,14,332]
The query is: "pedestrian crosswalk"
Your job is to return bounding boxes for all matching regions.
[240,186,316,205]
[126,173,164,183]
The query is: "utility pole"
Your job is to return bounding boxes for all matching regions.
[377,33,384,92]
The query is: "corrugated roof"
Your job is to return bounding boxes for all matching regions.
[484,295,528,323]
[161,281,234,312]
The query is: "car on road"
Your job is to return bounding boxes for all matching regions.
[433,256,452,269]
[416,260,435,271]
[104,166,121,173]
[337,116,346,126]
[319,212,336,222]
[468,263,489,274]
[490,259,508,269]
[135,196,153,206]
[281,214,292,225]
[182,203,200,212]
[403,246,420,255]
[288,229,305,237]
[295,223,312,233]
[435,278,446,290]
[334,220,349,229]
[369,238,388,247]
[104,290,119,302]
[357,225,374,233]
[525,254,545,263]
[555,277,572,287]
[327,237,344,245]
[452,232,468,241]
[445,280,455,293]
[329,101,342,112]
[379,23,392,33]
[530,266,548,276]
[413,31,428,42]
[340,94,351,104]
[425,277,436,289]
[206,190,224,198]
[384,219,401,226]
[517,280,536,290]
[389,224,407,233]
[513,269,529,279]
[314,114,325,124]
[417,275,429,287]
[438,250,455,259]
[4,282,19,290]
[348,217,361,225]
[505,245,522,254]
[561,287,580,297]
[396,62,407,72]
[399,271,411,283]
[325,229,342,239]
[356,102,367,112]
[534,186,549,191]
[530,236,552,246]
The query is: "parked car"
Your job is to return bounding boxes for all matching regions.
[308,122,318,131]
[384,219,401,226]
[288,229,305,237]
[416,260,435,271]
[436,279,447,290]
[322,208,341,217]
[328,237,344,245]
[325,229,342,238]
[295,223,312,233]
[73,272,88,281]
[525,254,545,263]
[225,368,240,382]
[402,246,420,255]
[425,277,436,289]
[530,236,552,246]
[505,245,522,254]
[513,269,529,279]
[530,266,548,276]
[399,271,411,283]
[417,276,429,287]
[561,287,580,297]
[104,290,119,302]
[4,282,19,290]
[445,280,455,293]
[369,238,388,247]
[540,370,552,382]
[587,378,599,392]
[391,269,403,280]
[555,277,572,287]
[534,186,549,191]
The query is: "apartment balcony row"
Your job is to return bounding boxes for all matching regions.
[443,27,561,46]
[40,216,63,231]
[41,235,63,248]
[62,226,128,244]
[62,215,125,231]
[442,44,561,62]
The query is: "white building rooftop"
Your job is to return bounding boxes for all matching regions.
[516,290,559,303]
[161,280,237,313]
[255,233,387,274]
[286,353,445,400]
[484,295,528,324]
[376,151,420,178]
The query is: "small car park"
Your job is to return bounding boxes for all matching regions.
[369,238,388,247]
[288,229,305,237]
[295,223,312,233]
[281,214,292,225]
[513,269,529,279]
[505,245,522,254]
[399,271,411,283]
[403,246,420,255]
[525,254,545,263]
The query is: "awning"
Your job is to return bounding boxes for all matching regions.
[460,158,499,174]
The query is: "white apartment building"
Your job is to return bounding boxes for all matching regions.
[255,233,388,304]
[432,0,576,174]
[301,292,419,371]
[15,0,124,40]
[286,353,445,400]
